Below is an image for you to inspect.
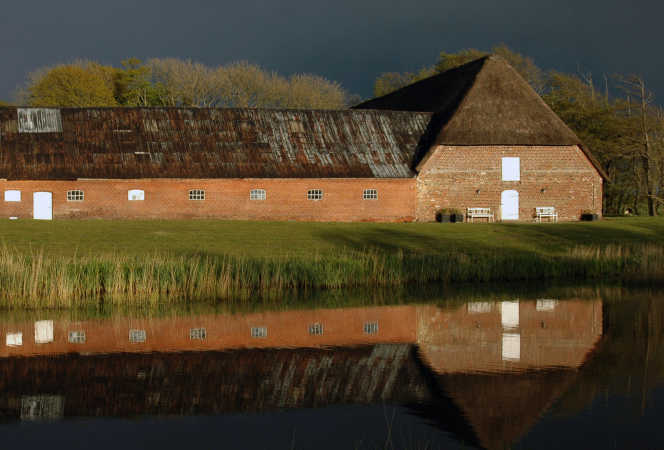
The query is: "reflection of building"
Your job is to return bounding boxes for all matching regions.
[418,299,603,373]
[0,300,601,365]
[0,299,603,449]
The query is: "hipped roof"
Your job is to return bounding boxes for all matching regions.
[0,107,432,180]
[355,56,607,179]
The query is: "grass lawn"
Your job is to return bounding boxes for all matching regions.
[1,217,663,307]
[0,216,663,258]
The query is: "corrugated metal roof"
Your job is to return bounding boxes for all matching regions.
[0,107,433,180]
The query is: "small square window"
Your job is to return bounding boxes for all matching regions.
[129,329,146,343]
[66,190,84,202]
[128,190,145,201]
[189,189,205,201]
[467,302,493,314]
[189,327,207,340]
[251,327,267,338]
[68,331,86,344]
[4,190,21,202]
[307,189,323,201]
[308,323,324,336]
[536,299,558,312]
[250,189,266,201]
[363,189,378,200]
[363,322,379,334]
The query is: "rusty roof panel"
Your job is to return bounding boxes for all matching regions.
[0,107,432,180]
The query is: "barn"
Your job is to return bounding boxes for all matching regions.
[0,56,605,222]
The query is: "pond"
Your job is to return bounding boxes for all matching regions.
[0,284,662,449]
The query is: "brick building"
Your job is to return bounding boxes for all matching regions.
[0,56,606,221]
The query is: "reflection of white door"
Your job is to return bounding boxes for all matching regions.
[33,192,53,220]
[501,190,519,220]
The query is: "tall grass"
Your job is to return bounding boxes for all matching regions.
[0,244,663,309]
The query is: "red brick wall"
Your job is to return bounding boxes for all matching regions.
[0,178,416,222]
[416,145,604,222]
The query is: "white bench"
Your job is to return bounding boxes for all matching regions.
[535,206,558,223]
[467,207,494,223]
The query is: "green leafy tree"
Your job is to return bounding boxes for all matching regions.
[114,58,165,106]
[22,61,118,107]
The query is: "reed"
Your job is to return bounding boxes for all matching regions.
[0,243,663,309]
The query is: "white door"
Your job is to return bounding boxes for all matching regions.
[33,192,53,220]
[501,190,519,220]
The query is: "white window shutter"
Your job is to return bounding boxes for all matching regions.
[502,157,520,181]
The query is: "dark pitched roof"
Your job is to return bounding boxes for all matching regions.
[355,56,607,179]
[0,107,432,180]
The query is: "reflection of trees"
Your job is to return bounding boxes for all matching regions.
[553,292,664,416]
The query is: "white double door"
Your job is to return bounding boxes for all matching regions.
[501,190,519,221]
[33,192,53,220]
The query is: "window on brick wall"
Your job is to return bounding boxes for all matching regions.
[363,322,379,334]
[189,189,205,201]
[363,189,378,200]
[251,327,267,338]
[128,190,145,201]
[250,189,266,201]
[502,157,520,181]
[129,329,146,343]
[189,327,207,340]
[307,189,323,201]
[4,190,21,202]
[66,190,84,202]
[308,323,324,335]
[68,331,86,344]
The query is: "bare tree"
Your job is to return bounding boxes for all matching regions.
[618,75,660,216]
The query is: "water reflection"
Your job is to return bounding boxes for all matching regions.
[0,291,661,449]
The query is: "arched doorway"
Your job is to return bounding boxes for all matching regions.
[501,190,519,221]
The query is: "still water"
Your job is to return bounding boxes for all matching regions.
[0,285,662,449]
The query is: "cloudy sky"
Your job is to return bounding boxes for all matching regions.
[1,0,662,102]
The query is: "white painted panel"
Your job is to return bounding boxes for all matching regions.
[34,320,54,344]
[501,301,520,329]
[4,190,21,202]
[128,189,145,201]
[502,333,521,361]
[6,332,22,346]
[536,299,558,311]
[18,108,63,133]
[467,302,493,314]
[33,192,53,220]
[501,190,519,221]
[502,157,520,181]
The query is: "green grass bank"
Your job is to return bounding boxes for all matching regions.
[1,217,663,308]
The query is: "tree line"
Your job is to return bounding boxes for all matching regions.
[13,58,351,110]
[3,49,663,216]
[374,45,664,216]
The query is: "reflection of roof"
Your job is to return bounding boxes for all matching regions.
[0,108,432,180]
[0,343,583,450]
[0,344,429,420]
[434,370,579,450]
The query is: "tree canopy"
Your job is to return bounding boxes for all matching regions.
[19,58,350,110]
[21,61,118,107]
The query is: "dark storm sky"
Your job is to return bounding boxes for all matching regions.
[1,0,662,102]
